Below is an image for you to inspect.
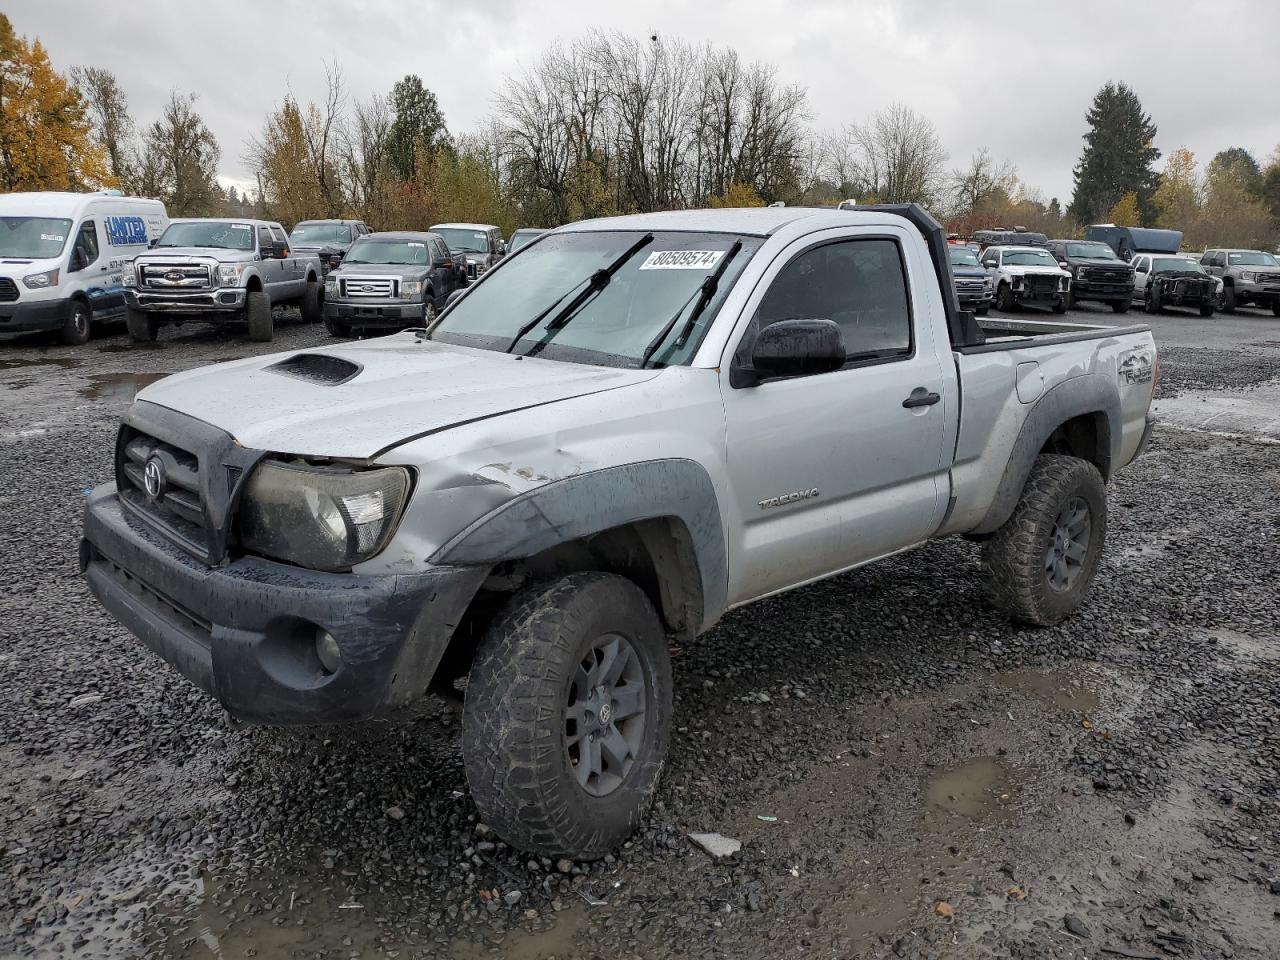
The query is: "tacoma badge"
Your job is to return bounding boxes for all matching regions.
[758,488,820,510]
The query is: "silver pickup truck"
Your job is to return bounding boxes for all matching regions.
[81,204,1157,861]
[124,218,324,342]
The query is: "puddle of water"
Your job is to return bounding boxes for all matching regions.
[98,342,166,353]
[78,372,168,401]
[450,906,587,960]
[925,756,1016,831]
[1153,380,1280,441]
[1000,668,1099,714]
[0,356,83,370]
[1208,628,1279,665]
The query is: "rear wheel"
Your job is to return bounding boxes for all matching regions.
[59,299,92,345]
[982,454,1107,626]
[125,306,159,342]
[462,573,672,860]
[246,291,273,341]
[300,281,322,324]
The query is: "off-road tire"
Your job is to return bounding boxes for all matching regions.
[1052,296,1068,315]
[1220,285,1237,314]
[246,291,273,342]
[996,283,1016,312]
[1065,290,1077,311]
[462,573,673,860]
[300,281,322,324]
[982,454,1107,627]
[125,306,159,342]
[1271,299,1280,318]
[1200,302,1216,318]
[1145,288,1162,314]
[59,299,91,345]
[1111,300,1129,314]
[323,314,351,338]
[975,305,989,317]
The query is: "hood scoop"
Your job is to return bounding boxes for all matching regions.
[267,353,362,386]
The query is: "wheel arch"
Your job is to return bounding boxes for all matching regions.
[244,273,263,293]
[972,374,1119,535]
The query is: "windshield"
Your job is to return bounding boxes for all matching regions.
[509,230,543,252]
[0,217,73,259]
[948,247,981,267]
[431,230,762,368]
[290,222,352,244]
[343,238,430,265]
[1003,250,1058,267]
[1152,258,1204,274]
[1227,251,1279,266]
[157,221,254,251]
[1066,242,1118,260]
[434,227,490,254]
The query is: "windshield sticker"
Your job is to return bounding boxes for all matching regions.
[41,234,65,242]
[231,223,251,230]
[407,242,425,247]
[640,250,725,270]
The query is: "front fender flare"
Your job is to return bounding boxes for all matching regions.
[972,374,1119,535]
[430,459,727,632]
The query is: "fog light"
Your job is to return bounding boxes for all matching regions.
[315,630,342,674]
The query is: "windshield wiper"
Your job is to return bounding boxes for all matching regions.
[638,241,742,368]
[516,233,655,357]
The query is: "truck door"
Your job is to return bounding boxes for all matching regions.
[719,229,950,605]
[257,225,283,293]
[271,225,301,292]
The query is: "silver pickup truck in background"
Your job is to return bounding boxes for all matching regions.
[123,218,324,342]
[82,204,1157,861]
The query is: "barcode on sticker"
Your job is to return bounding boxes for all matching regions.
[639,250,725,270]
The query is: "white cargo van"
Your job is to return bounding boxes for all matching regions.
[0,191,169,344]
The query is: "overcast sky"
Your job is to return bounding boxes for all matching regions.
[16,1,1280,203]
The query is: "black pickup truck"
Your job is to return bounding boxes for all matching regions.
[1047,239,1134,314]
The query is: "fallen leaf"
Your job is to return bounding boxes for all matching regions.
[1082,718,1093,730]
[935,901,955,919]
[1006,885,1027,901]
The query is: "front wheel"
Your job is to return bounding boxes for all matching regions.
[246,291,273,342]
[1111,300,1129,315]
[996,283,1016,312]
[59,299,92,345]
[1271,299,1280,318]
[462,573,672,860]
[975,305,989,317]
[1052,297,1068,315]
[1144,289,1162,314]
[125,306,159,342]
[982,454,1107,626]
[323,314,351,338]
[1220,286,1237,314]
[1200,302,1216,318]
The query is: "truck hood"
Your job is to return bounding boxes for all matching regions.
[951,266,989,280]
[333,263,425,280]
[141,247,254,263]
[1003,265,1069,279]
[135,334,661,459]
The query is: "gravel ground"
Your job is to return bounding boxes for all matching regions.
[2,306,1279,959]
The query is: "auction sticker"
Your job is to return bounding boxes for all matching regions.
[640,250,725,270]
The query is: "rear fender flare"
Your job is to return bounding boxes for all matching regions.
[972,374,1119,534]
[430,458,727,631]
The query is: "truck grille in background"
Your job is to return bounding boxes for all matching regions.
[340,277,396,298]
[1255,271,1280,284]
[0,277,17,302]
[466,261,478,281]
[1082,266,1130,282]
[955,279,985,292]
[116,426,209,556]
[1025,275,1059,296]
[140,263,212,289]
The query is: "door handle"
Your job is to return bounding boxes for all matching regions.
[902,389,941,409]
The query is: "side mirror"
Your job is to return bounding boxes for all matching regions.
[736,318,844,387]
[446,288,466,306]
[148,238,159,249]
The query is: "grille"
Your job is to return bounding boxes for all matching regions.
[466,261,478,280]
[116,427,208,555]
[341,276,396,298]
[0,277,17,302]
[1083,266,1130,282]
[140,263,211,289]
[1255,271,1280,284]
[1024,275,1059,295]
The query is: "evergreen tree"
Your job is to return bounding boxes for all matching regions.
[386,75,447,181]
[1067,82,1160,226]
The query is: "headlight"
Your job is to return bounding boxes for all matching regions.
[324,278,338,296]
[217,263,246,287]
[1060,277,1070,291]
[23,268,59,289]
[122,263,136,287]
[1241,271,1256,282]
[400,280,423,297]
[237,461,411,571]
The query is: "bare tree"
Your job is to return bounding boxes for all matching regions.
[70,65,135,185]
[949,147,1017,219]
[826,103,947,207]
[135,91,221,216]
[338,93,392,219]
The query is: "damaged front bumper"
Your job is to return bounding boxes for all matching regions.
[80,485,486,724]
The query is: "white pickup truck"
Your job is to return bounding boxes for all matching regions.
[80,205,1157,860]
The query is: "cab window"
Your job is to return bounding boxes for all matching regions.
[257,226,274,253]
[70,220,99,271]
[747,237,913,368]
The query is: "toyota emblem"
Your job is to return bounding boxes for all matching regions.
[143,458,165,499]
